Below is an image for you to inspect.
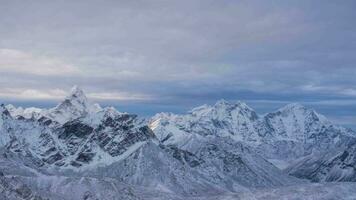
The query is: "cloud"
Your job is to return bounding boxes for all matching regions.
[301,85,356,97]
[0,88,67,100]
[328,116,356,127]
[0,0,355,128]
[0,87,152,101]
[0,49,80,76]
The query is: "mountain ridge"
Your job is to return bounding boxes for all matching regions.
[1,86,355,199]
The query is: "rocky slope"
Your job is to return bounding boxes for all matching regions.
[0,172,45,200]
[286,140,356,182]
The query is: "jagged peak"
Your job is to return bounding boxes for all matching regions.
[271,102,330,124]
[187,100,258,121]
[278,103,306,112]
[214,99,254,112]
[66,85,88,103]
[151,112,183,125]
[215,99,229,106]
[0,104,11,117]
[55,86,90,109]
[4,104,17,110]
[45,86,95,123]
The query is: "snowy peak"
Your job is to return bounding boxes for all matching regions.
[0,86,154,169]
[271,103,309,119]
[47,86,98,124]
[282,103,326,120]
[190,99,258,121]
[214,99,230,106]
[279,103,306,111]
[150,100,355,161]
[67,85,88,105]
[213,99,254,112]
[150,100,261,147]
[56,86,89,111]
[5,104,42,120]
[266,103,330,126]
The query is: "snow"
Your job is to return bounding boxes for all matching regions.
[1,88,356,199]
[267,159,291,170]
[151,100,355,162]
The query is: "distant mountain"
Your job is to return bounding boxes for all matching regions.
[150,100,355,163]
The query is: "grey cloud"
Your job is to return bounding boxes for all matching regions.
[0,0,355,128]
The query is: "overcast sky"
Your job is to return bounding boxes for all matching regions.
[0,0,355,129]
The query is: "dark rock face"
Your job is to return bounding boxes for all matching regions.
[38,116,54,126]
[76,152,95,163]
[163,145,204,168]
[43,152,64,165]
[60,120,94,139]
[94,114,155,157]
[53,115,155,166]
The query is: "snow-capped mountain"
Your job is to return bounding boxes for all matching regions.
[0,87,302,198]
[1,87,154,169]
[6,85,104,124]
[149,100,261,148]
[150,100,355,163]
[1,87,356,199]
[258,103,355,161]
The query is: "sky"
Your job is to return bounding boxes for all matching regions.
[0,0,355,129]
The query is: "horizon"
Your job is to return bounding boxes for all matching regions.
[0,1,355,130]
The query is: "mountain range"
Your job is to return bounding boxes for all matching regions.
[0,86,355,199]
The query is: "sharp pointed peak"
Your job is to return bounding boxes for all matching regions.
[53,85,89,111]
[71,85,81,92]
[68,85,86,98]
[215,99,229,105]
[61,85,89,106]
[280,103,306,111]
